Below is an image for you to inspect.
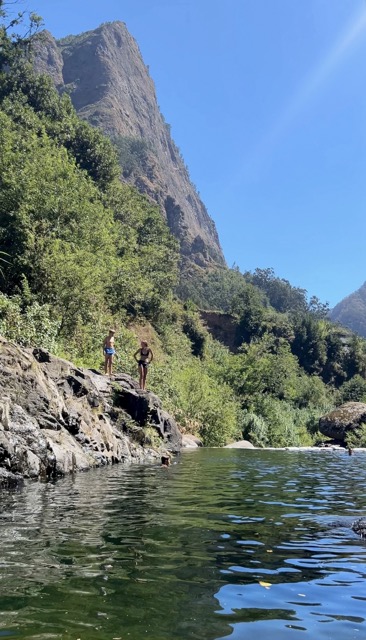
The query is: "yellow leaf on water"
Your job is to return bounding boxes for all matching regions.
[259,581,272,588]
[266,550,273,553]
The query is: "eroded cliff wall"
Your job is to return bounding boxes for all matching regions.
[35,23,224,267]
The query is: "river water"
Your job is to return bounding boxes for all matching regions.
[1,449,366,640]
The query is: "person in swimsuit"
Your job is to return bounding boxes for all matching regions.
[134,340,153,390]
[103,329,116,376]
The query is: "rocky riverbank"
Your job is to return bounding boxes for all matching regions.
[0,338,182,488]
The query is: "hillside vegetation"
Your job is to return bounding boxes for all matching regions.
[1,5,366,448]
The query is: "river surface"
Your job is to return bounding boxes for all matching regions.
[1,449,366,640]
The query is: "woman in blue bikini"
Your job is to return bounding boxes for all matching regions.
[103,329,116,376]
[134,341,153,390]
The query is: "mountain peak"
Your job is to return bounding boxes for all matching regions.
[35,22,224,266]
[330,281,366,337]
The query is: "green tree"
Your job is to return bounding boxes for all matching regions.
[345,335,366,379]
[339,375,366,403]
[290,313,327,375]
[248,267,308,313]
[232,283,267,345]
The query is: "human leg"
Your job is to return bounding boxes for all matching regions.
[142,365,148,390]
[138,364,143,389]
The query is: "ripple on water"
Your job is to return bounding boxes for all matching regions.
[1,449,366,639]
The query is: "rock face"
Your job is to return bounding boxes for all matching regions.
[330,281,366,338]
[34,23,225,267]
[319,402,366,441]
[200,311,239,352]
[0,337,181,487]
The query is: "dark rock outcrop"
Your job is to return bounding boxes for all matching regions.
[352,517,366,538]
[0,468,24,489]
[34,23,225,267]
[319,402,366,441]
[200,311,239,352]
[329,517,366,539]
[0,337,181,487]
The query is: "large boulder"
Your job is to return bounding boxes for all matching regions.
[224,440,255,449]
[0,338,182,485]
[319,402,366,441]
[182,434,203,448]
[113,386,181,452]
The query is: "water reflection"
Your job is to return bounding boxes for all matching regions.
[0,449,366,639]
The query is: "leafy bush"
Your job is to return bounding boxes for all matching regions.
[0,293,60,351]
[182,313,206,357]
[339,375,366,403]
[177,266,249,312]
[114,136,152,178]
[345,424,366,449]
[241,412,268,448]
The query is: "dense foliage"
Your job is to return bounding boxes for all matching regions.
[1,5,366,448]
[0,8,179,353]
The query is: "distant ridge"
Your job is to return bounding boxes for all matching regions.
[330,281,366,337]
[34,22,225,267]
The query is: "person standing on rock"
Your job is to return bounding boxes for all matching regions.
[103,329,116,376]
[134,340,153,390]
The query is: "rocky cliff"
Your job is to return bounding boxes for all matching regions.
[330,282,366,338]
[0,337,181,488]
[329,282,366,338]
[34,22,224,267]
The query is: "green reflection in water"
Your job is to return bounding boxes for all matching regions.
[1,449,366,639]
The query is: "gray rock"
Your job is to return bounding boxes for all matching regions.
[157,410,182,453]
[224,440,255,449]
[329,517,366,539]
[182,434,203,448]
[34,22,225,267]
[113,387,181,452]
[0,468,24,489]
[0,337,182,485]
[319,402,366,441]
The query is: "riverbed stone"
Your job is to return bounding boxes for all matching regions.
[0,337,182,485]
[0,467,24,489]
[319,402,366,442]
[182,434,203,448]
[224,440,255,449]
[352,518,366,538]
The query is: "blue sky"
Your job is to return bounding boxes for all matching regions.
[23,0,366,306]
